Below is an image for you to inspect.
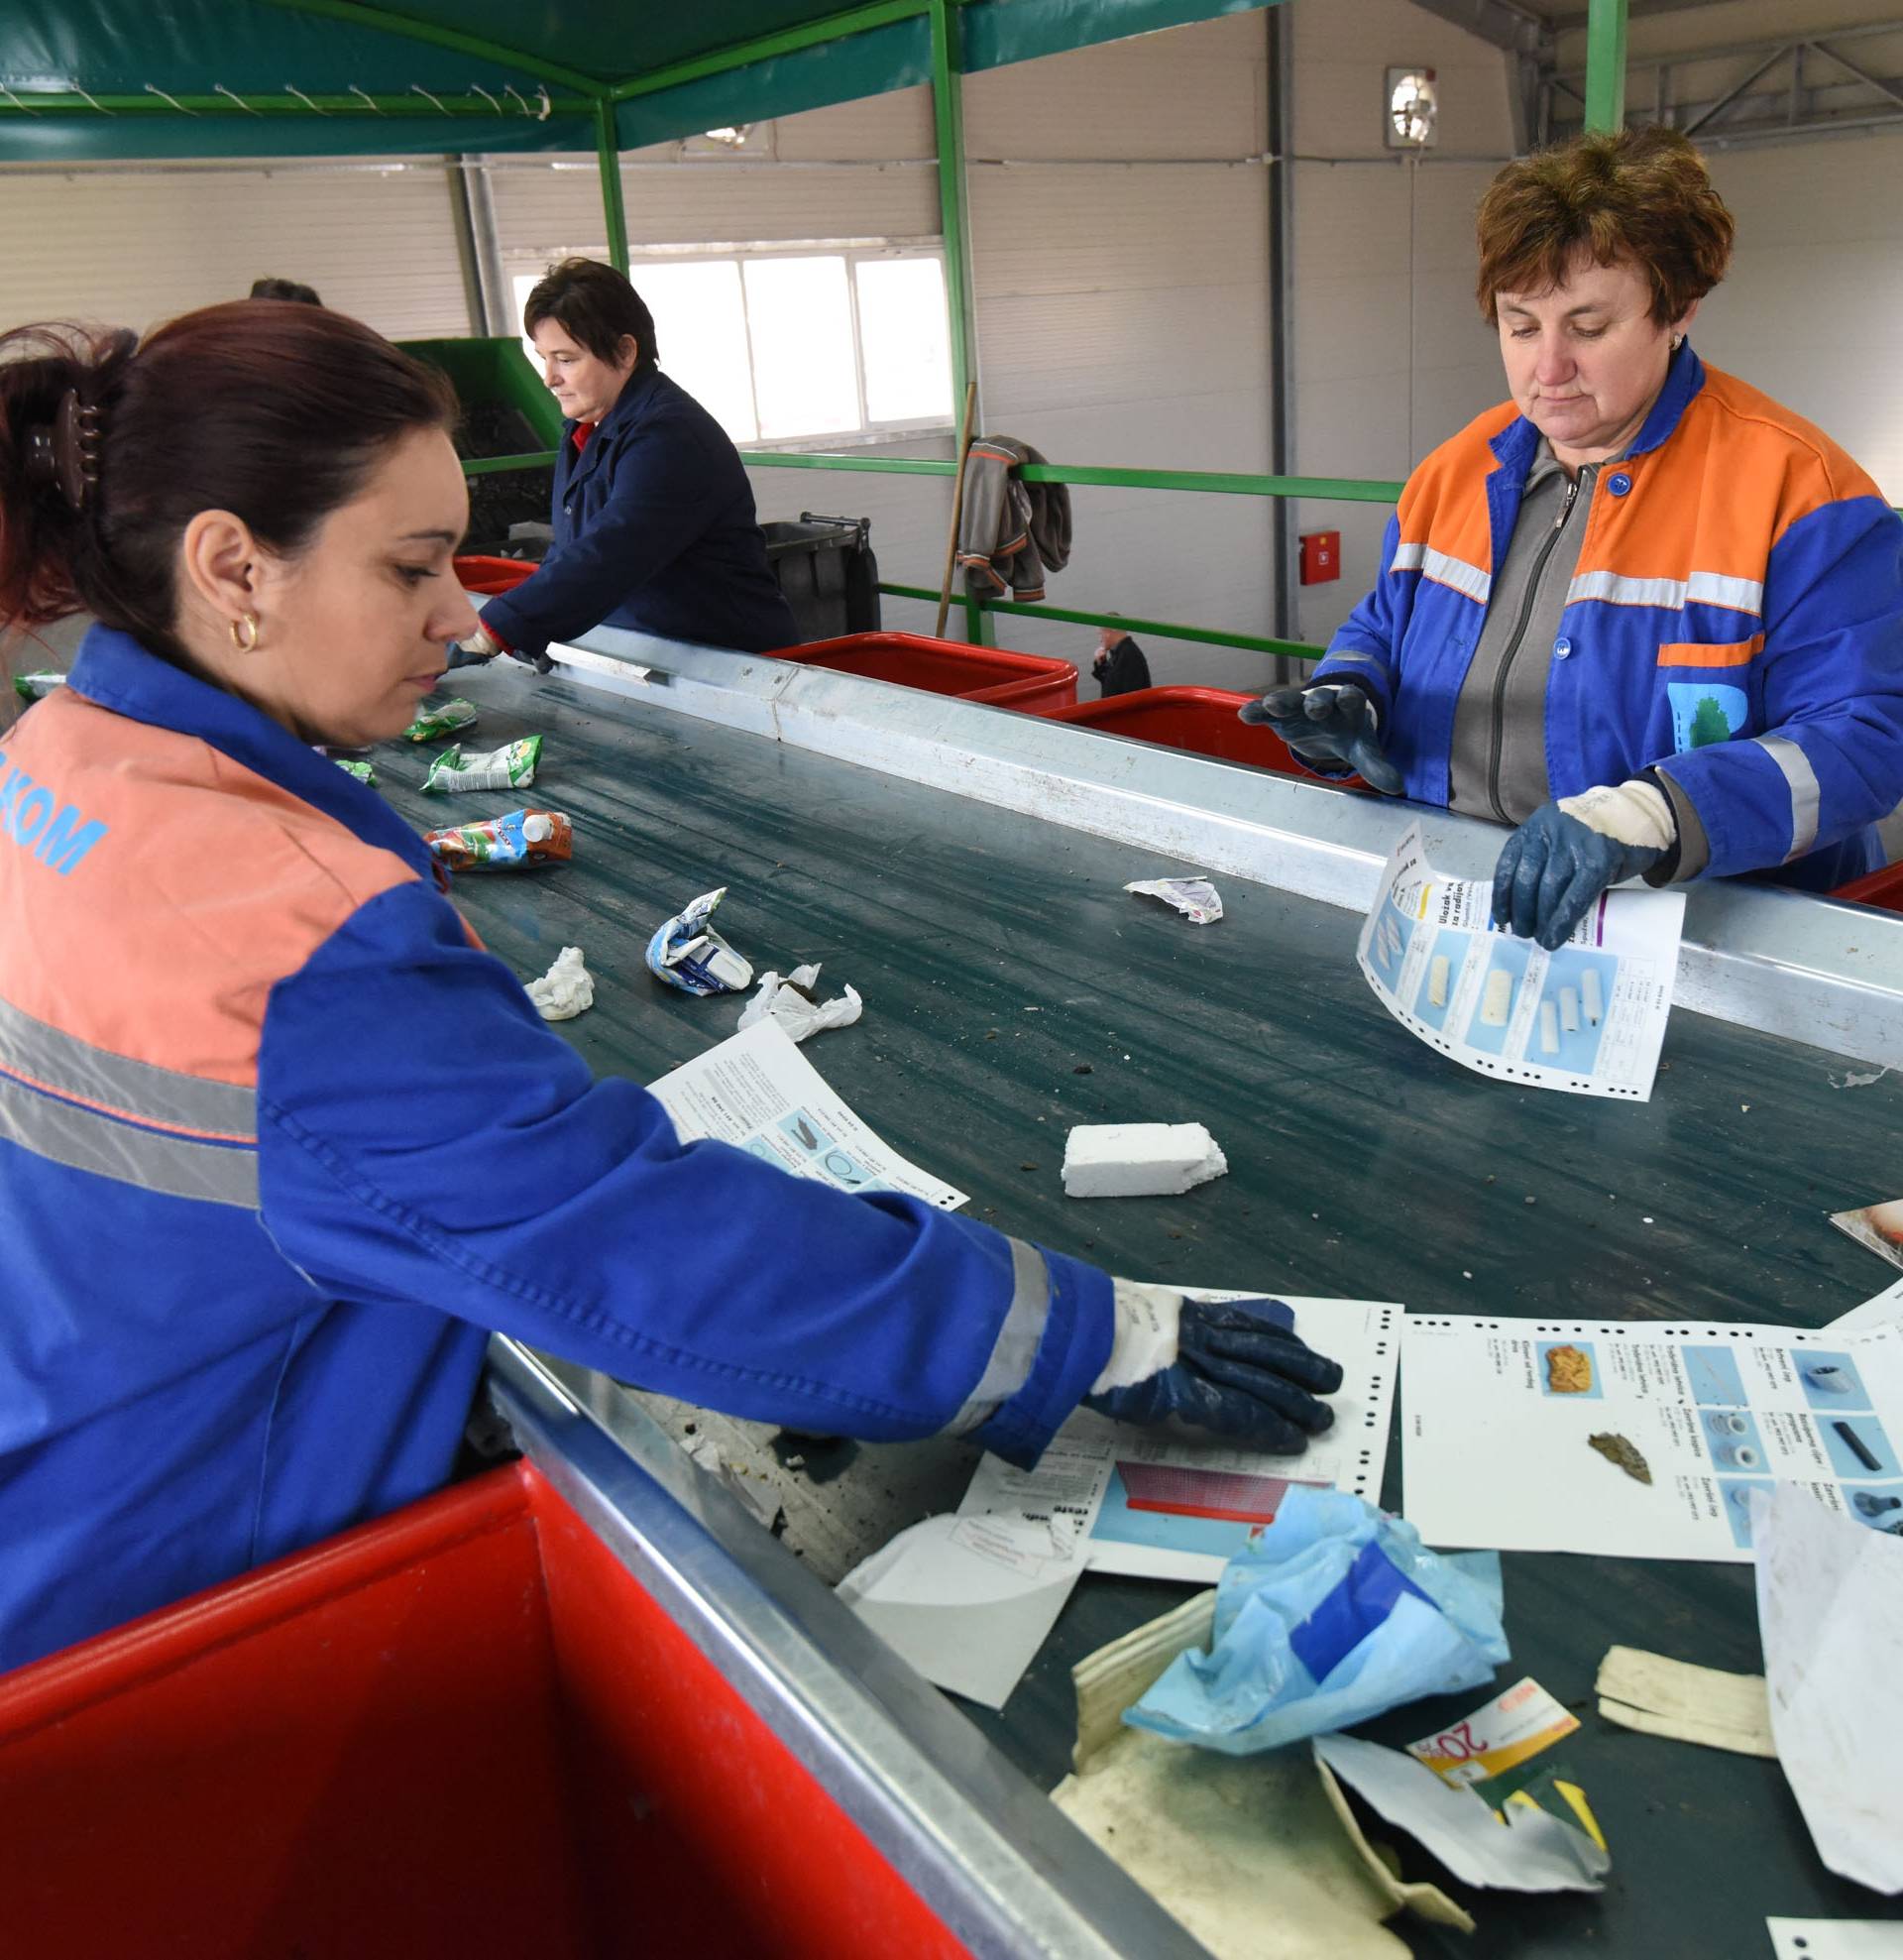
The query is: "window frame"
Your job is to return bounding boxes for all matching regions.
[504,236,955,450]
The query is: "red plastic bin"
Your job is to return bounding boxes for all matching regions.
[769,631,1078,711]
[0,1462,967,1960]
[1039,685,1316,778]
[1833,862,1903,914]
[454,551,539,595]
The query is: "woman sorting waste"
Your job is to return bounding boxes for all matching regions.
[0,300,1343,1673]
[454,256,798,665]
[1245,127,1903,950]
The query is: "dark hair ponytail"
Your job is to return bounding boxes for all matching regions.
[0,301,456,663]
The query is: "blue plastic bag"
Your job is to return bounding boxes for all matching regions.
[1125,1488,1508,1755]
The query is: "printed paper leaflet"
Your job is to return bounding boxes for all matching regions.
[1360,823,1684,1101]
[647,1020,966,1210]
[960,1295,1401,1583]
[1402,1316,1903,1562]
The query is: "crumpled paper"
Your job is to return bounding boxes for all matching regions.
[525,945,594,1021]
[1125,876,1223,925]
[736,962,862,1043]
[1126,1487,1509,1755]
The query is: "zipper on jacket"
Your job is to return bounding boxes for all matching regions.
[1486,471,1584,824]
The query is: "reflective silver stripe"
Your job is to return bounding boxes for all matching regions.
[0,1074,260,1208]
[948,1235,1051,1433]
[1320,649,1388,673]
[1688,570,1764,615]
[1392,540,1491,605]
[1567,568,1766,618]
[1420,547,1492,605]
[1568,569,1686,609]
[1754,734,1823,863]
[0,994,256,1143]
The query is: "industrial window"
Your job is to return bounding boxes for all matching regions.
[509,244,953,447]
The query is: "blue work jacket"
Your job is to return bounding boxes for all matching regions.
[0,630,1109,1672]
[1314,346,1903,887]
[483,365,800,658]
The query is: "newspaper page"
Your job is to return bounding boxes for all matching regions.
[958,1294,1402,1583]
[1361,822,1684,1101]
[1401,1315,1903,1563]
[647,1020,967,1210]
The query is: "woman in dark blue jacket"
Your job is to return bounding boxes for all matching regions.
[465,257,799,661]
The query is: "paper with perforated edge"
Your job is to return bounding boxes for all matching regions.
[958,1292,1402,1585]
[1360,821,1683,1101]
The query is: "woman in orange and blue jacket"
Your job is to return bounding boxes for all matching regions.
[1247,127,1903,949]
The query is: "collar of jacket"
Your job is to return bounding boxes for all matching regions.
[64,624,439,880]
[1486,338,1707,480]
[561,363,662,491]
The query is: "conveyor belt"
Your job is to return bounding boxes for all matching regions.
[375,657,1903,1954]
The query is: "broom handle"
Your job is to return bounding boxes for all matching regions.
[935,381,979,638]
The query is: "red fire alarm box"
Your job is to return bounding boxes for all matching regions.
[1299,530,1340,585]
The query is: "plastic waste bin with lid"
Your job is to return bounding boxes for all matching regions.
[762,513,881,643]
[770,631,1078,711]
[0,1460,970,1959]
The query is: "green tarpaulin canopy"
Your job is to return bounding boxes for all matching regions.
[0,0,1260,162]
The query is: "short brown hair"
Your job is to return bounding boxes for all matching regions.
[522,257,657,369]
[1476,127,1735,326]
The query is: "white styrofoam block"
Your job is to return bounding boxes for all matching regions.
[1062,1122,1228,1200]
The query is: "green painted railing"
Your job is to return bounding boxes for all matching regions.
[458,445,1408,660]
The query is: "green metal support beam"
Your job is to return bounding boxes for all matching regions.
[1584,0,1628,131]
[743,449,1408,506]
[254,0,609,96]
[596,98,631,276]
[610,0,929,103]
[927,0,984,645]
[0,90,596,119]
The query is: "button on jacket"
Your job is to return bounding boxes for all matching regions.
[1313,344,1903,887]
[0,630,1109,1671]
[482,365,799,658]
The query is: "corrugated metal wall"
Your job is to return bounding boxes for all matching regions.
[0,162,472,338]
[1287,0,1514,645]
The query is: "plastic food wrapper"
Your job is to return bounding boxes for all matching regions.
[736,963,862,1044]
[402,697,479,744]
[422,735,543,795]
[1313,1734,1609,1894]
[333,757,378,786]
[1125,1487,1509,1755]
[423,808,572,870]
[524,945,594,1021]
[1125,876,1223,926]
[11,672,65,703]
[647,886,755,996]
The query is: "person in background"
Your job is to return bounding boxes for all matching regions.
[1244,127,1903,949]
[456,257,798,666]
[249,278,322,305]
[0,302,1344,1672]
[1092,621,1152,698]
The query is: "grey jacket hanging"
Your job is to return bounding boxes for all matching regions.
[957,435,1072,603]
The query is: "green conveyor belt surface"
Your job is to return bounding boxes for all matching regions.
[375,660,1902,1954]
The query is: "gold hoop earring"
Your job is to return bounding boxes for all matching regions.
[229,612,261,653]
[1670,332,1684,352]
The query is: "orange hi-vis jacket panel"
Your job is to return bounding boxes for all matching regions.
[1315,344,1903,886]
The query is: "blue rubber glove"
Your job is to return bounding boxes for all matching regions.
[1084,1297,1344,1451]
[1238,683,1402,793]
[1492,800,1666,951]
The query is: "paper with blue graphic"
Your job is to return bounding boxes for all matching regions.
[646,1019,967,1211]
[1402,1314,1903,1563]
[1360,822,1684,1101]
[958,1293,1401,1583]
